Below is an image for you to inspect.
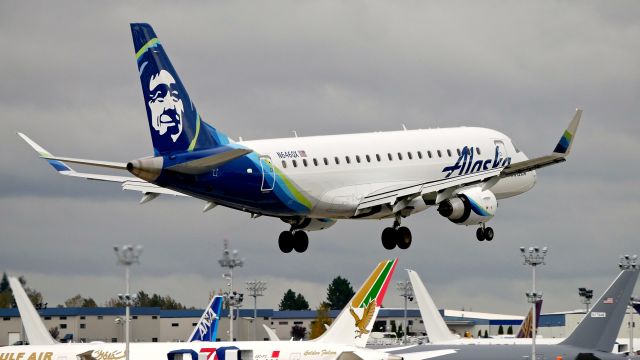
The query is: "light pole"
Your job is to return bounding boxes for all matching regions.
[578,288,593,314]
[620,254,639,357]
[520,246,548,360]
[397,280,414,344]
[219,239,244,341]
[246,280,267,341]
[114,245,142,360]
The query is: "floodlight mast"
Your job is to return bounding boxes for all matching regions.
[396,279,414,344]
[218,239,244,341]
[114,245,142,360]
[578,287,593,313]
[246,280,267,341]
[520,246,548,360]
[619,254,638,358]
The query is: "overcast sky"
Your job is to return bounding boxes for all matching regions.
[1,1,639,316]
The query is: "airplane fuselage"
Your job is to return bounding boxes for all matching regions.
[154,127,536,220]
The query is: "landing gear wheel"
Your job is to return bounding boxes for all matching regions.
[381,227,397,250]
[484,227,494,241]
[278,231,294,253]
[292,231,309,253]
[396,227,412,249]
[476,228,485,241]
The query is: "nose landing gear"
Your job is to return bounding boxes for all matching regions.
[476,223,494,241]
[381,216,412,250]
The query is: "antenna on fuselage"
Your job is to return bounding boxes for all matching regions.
[292,131,298,137]
[402,124,407,131]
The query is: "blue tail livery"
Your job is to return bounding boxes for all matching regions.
[131,23,230,155]
[188,295,223,342]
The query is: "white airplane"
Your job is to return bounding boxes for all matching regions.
[2,259,399,360]
[18,23,582,253]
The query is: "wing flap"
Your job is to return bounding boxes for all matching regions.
[122,181,187,196]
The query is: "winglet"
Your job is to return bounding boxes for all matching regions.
[18,132,74,173]
[552,108,582,155]
[8,277,57,345]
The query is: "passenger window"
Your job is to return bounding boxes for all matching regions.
[437,150,442,158]
[456,148,461,156]
[356,155,361,163]
[427,151,432,158]
[388,153,393,161]
[346,156,351,164]
[334,157,340,165]
[447,149,452,157]
[476,147,481,155]
[292,159,298,167]
[313,158,318,166]
[366,154,371,162]
[417,151,422,159]
[303,159,308,167]
[407,152,413,160]
[324,157,329,165]
[376,154,381,162]
[397,152,403,160]
[282,160,287,168]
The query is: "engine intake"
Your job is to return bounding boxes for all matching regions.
[437,188,497,225]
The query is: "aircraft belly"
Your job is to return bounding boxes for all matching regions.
[491,171,536,199]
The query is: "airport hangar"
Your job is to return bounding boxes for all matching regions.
[0,306,637,346]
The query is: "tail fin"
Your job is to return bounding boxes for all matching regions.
[316,259,398,347]
[188,295,224,342]
[406,269,457,343]
[131,23,230,155]
[560,264,639,352]
[633,300,640,315]
[516,300,542,338]
[8,277,57,345]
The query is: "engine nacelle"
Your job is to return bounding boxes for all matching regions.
[437,188,497,225]
[290,218,337,231]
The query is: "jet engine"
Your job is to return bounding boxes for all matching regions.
[437,187,497,225]
[289,217,337,231]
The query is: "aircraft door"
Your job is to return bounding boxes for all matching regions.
[260,156,275,192]
[493,140,508,158]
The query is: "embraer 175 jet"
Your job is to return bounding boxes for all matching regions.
[19,23,581,253]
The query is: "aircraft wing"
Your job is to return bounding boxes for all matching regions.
[500,108,581,177]
[18,133,188,199]
[356,109,582,216]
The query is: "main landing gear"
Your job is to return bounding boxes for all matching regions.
[278,230,309,253]
[381,216,412,250]
[476,223,494,241]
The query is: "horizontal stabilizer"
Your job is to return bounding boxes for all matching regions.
[8,277,57,345]
[166,148,252,175]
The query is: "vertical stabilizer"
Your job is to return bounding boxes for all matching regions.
[8,277,56,345]
[316,259,398,347]
[406,270,457,343]
[560,266,639,352]
[131,23,230,155]
[188,295,224,342]
[516,300,542,338]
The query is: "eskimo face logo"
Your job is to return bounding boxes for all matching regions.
[148,69,183,142]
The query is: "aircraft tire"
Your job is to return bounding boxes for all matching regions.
[476,228,485,241]
[292,231,309,253]
[396,227,412,249]
[278,231,294,253]
[381,227,397,250]
[484,227,494,241]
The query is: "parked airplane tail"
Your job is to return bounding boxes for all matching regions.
[8,277,57,345]
[316,258,398,347]
[188,295,224,342]
[406,269,457,343]
[131,23,230,156]
[560,262,639,352]
[633,301,640,315]
[516,299,542,338]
